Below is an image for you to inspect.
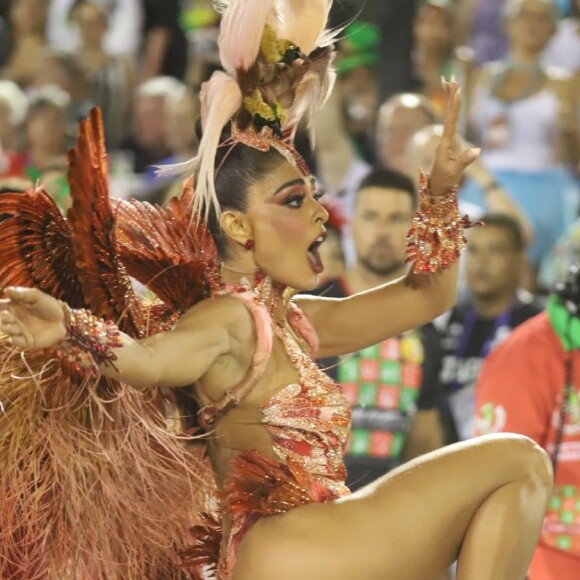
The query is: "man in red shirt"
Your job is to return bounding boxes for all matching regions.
[475,266,580,580]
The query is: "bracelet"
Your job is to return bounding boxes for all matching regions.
[405,171,481,274]
[53,304,123,377]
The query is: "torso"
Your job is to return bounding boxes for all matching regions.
[470,62,574,170]
[192,288,350,488]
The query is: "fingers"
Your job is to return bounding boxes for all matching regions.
[441,77,461,140]
[0,310,20,336]
[4,287,40,305]
[0,317,26,344]
[0,310,16,324]
[8,335,29,349]
[0,316,32,349]
[0,305,32,348]
[461,147,481,168]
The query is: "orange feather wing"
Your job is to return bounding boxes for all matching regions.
[0,188,85,306]
[114,177,219,314]
[66,108,146,336]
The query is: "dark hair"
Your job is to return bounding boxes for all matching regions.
[69,0,115,21]
[356,167,417,208]
[555,264,580,314]
[477,213,525,252]
[198,122,288,258]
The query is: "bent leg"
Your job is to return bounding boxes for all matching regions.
[233,434,553,580]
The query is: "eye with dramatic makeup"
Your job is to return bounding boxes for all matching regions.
[274,179,325,209]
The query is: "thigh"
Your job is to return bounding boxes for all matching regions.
[232,434,550,580]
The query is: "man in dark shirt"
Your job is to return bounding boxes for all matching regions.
[426,214,544,442]
[315,167,443,490]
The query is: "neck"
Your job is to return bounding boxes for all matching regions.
[345,262,406,294]
[471,290,517,319]
[81,43,105,55]
[220,264,289,323]
[509,47,541,66]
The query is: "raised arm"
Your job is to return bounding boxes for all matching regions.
[0,287,242,390]
[298,80,480,358]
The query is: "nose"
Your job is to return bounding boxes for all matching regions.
[314,199,329,225]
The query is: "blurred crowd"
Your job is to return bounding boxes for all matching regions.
[1,0,580,578]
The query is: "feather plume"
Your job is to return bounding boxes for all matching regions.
[155,72,243,223]
[0,340,216,579]
[286,46,336,146]
[218,0,277,75]
[195,72,243,223]
[276,0,332,55]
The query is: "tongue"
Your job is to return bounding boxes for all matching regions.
[307,248,324,274]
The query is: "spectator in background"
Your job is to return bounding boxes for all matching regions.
[475,264,580,580]
[466,0,579,270]
[22,88,71,210]
[455,0,509,66]
[426,214,543,443]
[181,0,221,89]
[31,50,92,132]
[375,92,438,177]
[1,0,48,87]
[146,86,200,202]
[47,0,142,57]
[0,80,28,181]
[124,76,185,175]
[141,0,188,81]
[412,0,472,115]
[540,217,580,289]
[162,87,199,168]
[335,22,380,164]
[70,0,135,149]
[543,0,580,74]
[313,168,443,490]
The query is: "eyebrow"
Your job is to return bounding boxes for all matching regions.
[272,178,306,196]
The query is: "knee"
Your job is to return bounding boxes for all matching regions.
[490,433,553,490]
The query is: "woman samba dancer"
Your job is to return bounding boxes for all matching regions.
[0,1,552,579]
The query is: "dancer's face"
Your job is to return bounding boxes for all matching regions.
[244,161,329,290]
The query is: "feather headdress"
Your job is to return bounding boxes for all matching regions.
[161,0,339,224]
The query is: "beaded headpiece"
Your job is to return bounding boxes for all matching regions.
[163,0,339,223]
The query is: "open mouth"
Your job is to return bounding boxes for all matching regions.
[307,231,327,274]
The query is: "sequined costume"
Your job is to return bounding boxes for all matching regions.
[187,286,351,579]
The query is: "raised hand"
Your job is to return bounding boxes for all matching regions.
[0,287,67,350]
[429,78,480,196]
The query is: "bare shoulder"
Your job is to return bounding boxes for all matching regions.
[177,295,255,340]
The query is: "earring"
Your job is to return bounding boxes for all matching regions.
[244,240,255,251]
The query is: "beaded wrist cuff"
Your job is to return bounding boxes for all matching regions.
[405,171,481,275]
[54,304,123,377]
